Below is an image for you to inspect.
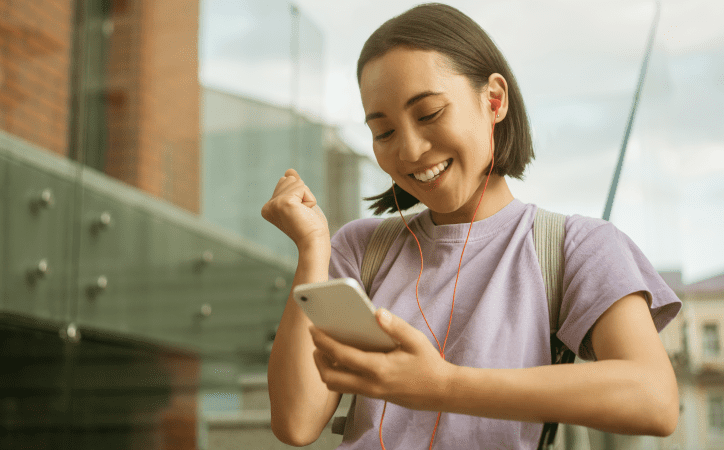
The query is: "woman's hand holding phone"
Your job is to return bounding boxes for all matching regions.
[310,308,454,413]
[261,168,330,251]
[295,279,452,411]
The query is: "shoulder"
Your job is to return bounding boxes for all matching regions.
[556,214,681,359]
[562,214,633,261]
[563,214,609,248]
[330,217,384,267]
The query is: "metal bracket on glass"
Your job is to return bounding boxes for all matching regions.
[192,303,212,329]
[195,303,212,320]
[194,250,214,272]
[26,258,49,286]
[273,276,287,290]
[59,323,81,343]
[29,188,54,214]
[86,275,108,299]
[90,211,112,235]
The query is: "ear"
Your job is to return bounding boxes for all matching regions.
[485,73,509,123]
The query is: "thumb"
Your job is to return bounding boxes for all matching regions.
[300,185,317,208]
[376,309,414,347]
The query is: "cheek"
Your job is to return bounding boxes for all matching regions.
[456,124,489,161]
[373,150,396,177]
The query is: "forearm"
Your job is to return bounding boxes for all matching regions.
[267,243,340,446]
[439,359,677,436]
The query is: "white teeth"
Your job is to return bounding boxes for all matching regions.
[413,160,450,182]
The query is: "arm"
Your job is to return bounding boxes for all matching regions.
[311,293,679,437]
[443,293,678,435]
[267,244,343,446]
[262,169,342,446]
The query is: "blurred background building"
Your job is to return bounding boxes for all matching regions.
[0,0,722,449]
[0,0,383,448]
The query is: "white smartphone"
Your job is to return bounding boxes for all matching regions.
[293,278,398,352]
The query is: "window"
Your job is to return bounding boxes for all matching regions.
[69,0,113,172]
[703,323,720,357]
[710,395,724,433]
[682,321,688,355]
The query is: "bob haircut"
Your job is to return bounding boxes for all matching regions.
[358,3,535,215]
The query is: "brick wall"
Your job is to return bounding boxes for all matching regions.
[106,0,201,213]
[0,0,72,157]
[104,0,143,189]
[0,0,200,213]
[138,0,200,213]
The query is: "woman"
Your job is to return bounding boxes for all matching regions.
[262,3,680,449]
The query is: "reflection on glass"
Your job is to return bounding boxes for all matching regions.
[199,0,294,107]
[0,2,70,156]
[0,322,200,450]
[200,0,327,260]
[3,0,722,448]
[703,323,721,357]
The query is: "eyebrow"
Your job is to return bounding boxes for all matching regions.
[364,91,442,123]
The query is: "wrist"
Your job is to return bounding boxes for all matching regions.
[435,360,459,411]
[297,237,330,255]
[297,238,331,266]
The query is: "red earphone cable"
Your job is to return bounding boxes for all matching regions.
[378,104,499,449]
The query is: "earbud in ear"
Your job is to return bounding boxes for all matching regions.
[489,98,501,114]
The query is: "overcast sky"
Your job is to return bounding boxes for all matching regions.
[200,0,724,284]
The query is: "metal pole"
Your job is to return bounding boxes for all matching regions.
[602,0,661,221]
[599,5,661,449]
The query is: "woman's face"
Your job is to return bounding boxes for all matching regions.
[360,48,504,224]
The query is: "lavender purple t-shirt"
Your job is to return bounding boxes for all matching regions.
[328,199,681,450]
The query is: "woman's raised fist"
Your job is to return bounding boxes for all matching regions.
[261,169,330,250]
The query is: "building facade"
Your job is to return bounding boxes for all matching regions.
[202,86,388,261]
[668,273,724,450]
[0,1,341,449]
[0,0,201,213]
[609,271,724,450]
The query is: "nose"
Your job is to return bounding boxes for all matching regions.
[397,126,431,162]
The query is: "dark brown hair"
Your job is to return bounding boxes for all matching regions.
[358,3,534,215]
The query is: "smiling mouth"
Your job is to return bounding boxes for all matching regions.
[408,159,452,183]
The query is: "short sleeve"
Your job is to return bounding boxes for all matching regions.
[328,218,382,289]
[556,215,682,361]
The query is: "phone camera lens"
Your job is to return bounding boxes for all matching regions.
[300,296,308,302]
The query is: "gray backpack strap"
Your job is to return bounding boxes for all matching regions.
[331,395,356,435]
[534,208,585,450]
[332,214,412,436]
[360,214,414,294]
[532,208,567,335]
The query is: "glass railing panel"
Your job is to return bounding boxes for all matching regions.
[1,149,76,322]
[0,137,79,450]
[0,151,7,310]
[0,321,74,450]
[75,186,145,333]
[202,92,299,260]
[65,330,200,450]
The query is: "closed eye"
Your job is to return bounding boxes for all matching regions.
[419,108,443,122]
[375,130,394,141]
[375,108,442,141]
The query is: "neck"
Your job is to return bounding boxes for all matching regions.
[430,175,514,225]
